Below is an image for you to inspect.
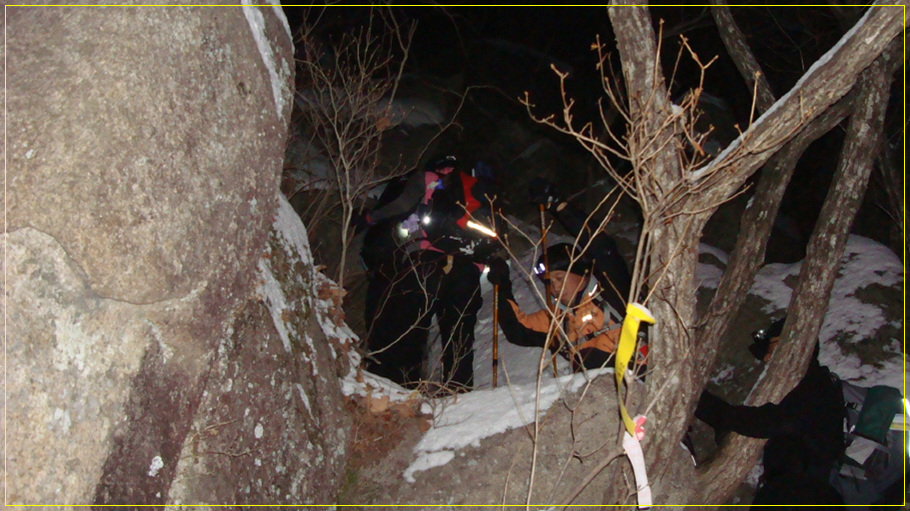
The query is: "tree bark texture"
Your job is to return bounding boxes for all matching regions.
[697,1,907,208]
[696,37,899,505]
[709,1,776,113]
[608,2,700,505]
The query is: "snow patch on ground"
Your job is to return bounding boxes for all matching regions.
[340,368,415,404]
[744,235,905,388]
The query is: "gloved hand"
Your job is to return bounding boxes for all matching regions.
[485,256,512,288]
[528,177,560,208]
[694,390,728,431]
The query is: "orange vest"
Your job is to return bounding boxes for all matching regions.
[507,293,621,355]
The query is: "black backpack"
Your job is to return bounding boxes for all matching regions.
[422,171,500,260]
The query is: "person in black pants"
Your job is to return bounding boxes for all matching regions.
[359,155,496,391]
[364,251,481,389]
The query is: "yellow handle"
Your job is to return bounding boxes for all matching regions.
[615,302,655,435]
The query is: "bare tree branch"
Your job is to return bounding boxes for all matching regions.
[695,2,907,205]
[710,1,776,113]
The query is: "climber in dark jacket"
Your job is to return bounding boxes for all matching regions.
[695,318,847,508]
[359,155,499,391]
[697,317,908,507]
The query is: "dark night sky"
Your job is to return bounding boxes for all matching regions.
[282,5,900,256]
[282,5,869,130]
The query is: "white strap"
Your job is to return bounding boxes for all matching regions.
[622,431,652,509]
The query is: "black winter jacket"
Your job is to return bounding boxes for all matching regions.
[696,356,847,506]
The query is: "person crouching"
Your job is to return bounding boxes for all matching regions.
[486,244,644,373]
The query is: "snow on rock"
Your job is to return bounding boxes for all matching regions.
[269,194,416,409]
[741,235,906,389]
[404,369,611,482]
[697,242,729,290]
[272,187,316,265]
[270,194,361,372]
[340,369,414,403]
[242,1,293,119]
[256,258,295,354]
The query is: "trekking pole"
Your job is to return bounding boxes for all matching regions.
[538,204,559,377]
[492,284,499,388]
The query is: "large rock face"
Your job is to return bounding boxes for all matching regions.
[165,197,355,506]
[4,5,350,506]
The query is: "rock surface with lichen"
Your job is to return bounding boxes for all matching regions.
[3,5,350,505]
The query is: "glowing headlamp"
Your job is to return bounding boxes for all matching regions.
[466,220,497,238]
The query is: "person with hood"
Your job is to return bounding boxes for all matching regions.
[485,178,638,372]
[695,317,907,507]
[358,155,499,391]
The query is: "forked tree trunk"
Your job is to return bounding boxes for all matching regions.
[606,3,701,505]
[696,38,900,505]
[597,2,906,507]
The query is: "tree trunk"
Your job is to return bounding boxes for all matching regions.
[604,2,904,505]
[694,98,854,388]
[695,1,864,390]
[696,37,899,504]
[710,1,776,113]
[607,3,700,506]
[542,3,904,506]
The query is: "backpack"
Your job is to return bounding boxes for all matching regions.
[829,380,907,505]
[423,170,500,260]
[372,169,422,223]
